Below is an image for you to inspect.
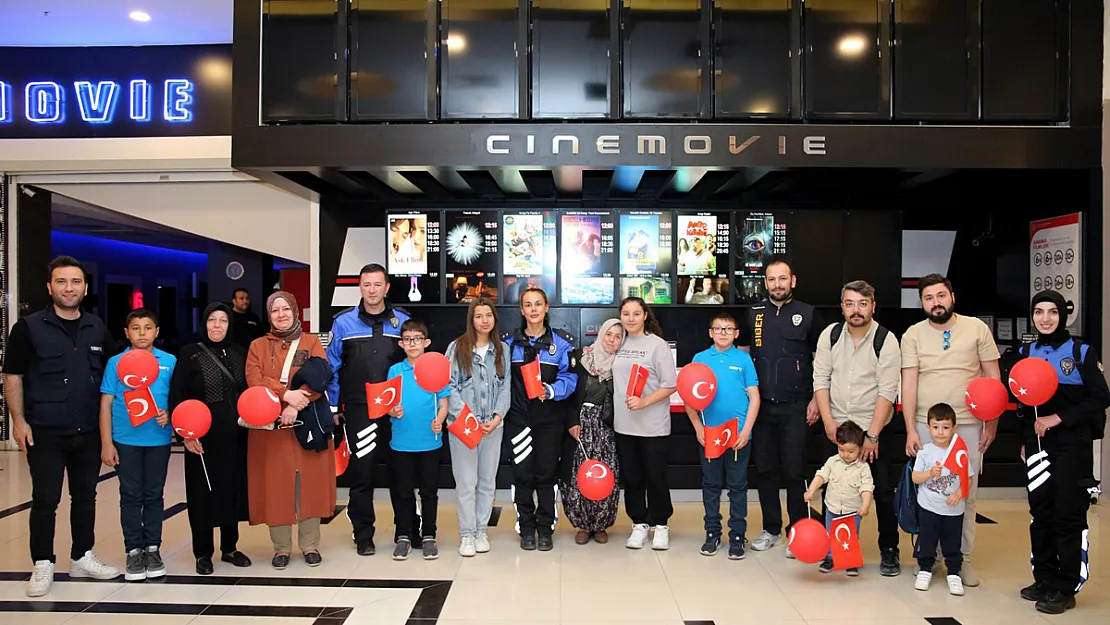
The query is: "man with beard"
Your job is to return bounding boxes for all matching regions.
[739,259,823,556]
[230,288,267,349]
[3,256,121,596]
[812,280,902,575]
[326,263,411,556]
[901,273,1001,587]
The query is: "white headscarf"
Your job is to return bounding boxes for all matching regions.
[582,318,623,381]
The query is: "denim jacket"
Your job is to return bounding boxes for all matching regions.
[444,339,512,425]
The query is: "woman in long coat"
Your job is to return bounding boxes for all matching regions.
[169,303,251,575]
[246,291,336,569]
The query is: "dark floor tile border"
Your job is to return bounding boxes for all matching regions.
[163,502,188,520]
[0,501,31,521]
[322,505,348,525]
[975,513,998,525]
[488,505,502,527]
[925,618,964,625]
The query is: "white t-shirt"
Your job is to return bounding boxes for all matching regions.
[913,440,976,516]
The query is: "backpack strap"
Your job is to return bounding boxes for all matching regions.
[873,326,889,359]
[828,322,844,349]
[1073,339,1086,383]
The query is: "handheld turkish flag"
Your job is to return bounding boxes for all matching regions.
[943,433,971,499]
[829,513,864,570]
[627,363,648,398]
[124,387,158,427]
[522,357,545,399]
[365,376,402,420]
[335,436,351,477]
[704,418,739,460]
[448,404,483,449]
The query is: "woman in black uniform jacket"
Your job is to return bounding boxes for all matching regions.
[1017,290,1109,614]
[169,303,252,575]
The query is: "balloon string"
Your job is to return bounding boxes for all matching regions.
[199,451,212,491]
[578,438,588,460]
[1035,405,1043,453]
[433,392,439,442]
[803,480,810,519]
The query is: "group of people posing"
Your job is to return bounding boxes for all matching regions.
[3,256,1106,617]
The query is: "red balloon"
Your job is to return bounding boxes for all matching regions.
[965,377,1008,422]
[1009,357,1059,407]
[414,352,451,393]
[788,518,830,564]
[172,400,212,440]
[118,349,160,389]
[237,386,282,427]
[677,363,718,411]
[576,459,615,501]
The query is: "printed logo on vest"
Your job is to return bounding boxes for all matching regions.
[792,314,803,326]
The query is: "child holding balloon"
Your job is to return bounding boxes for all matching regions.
[98,309,176,582]
[803,420,872,576]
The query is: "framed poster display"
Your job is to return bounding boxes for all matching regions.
[1029,213,1083,335]
[386,211,441,304]
[676,212,730,304]
[618,210,673,304]
[733,211,787,304]
[560,210,615,305]
[502,211,558,304]
[444,210,499,304]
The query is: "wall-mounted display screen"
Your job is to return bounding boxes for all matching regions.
[502,211,558,304]
[677,211,730,304]
[560,211,615,304]
[734,211,787,304]
[387,211,441,304]
[618,211,672,303]
[444,211,499,304]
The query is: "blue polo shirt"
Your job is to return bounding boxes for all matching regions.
[101,347,176,447]
[691,345,759,428]
[388,359,452,453]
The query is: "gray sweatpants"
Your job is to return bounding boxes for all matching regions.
[449,426,504,538]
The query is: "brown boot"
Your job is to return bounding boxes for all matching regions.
[593,530,609,544]
[574,530,591,545]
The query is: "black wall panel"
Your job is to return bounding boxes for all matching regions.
[622,0,709,118]
[982,0,1066,122]
[804,0,891,120]
[441,0,521,119]
[350,0,434,120]
[261,0,342,122]
[893,0,979,121]
[532,0,613,118]
[714,0,795,119]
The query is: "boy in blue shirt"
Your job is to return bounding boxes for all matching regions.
[387,320,450,561]
[686,311,760,559]
[98,309,176,581]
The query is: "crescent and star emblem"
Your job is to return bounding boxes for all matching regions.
[1008,377,1028,396]
[375,387,397,405]
[955,449,968,469]
[834,523,852,550]
[715,429,732,447]
[585,462,609,480]
[127,398,149,417]
[123,374,143,387]
[265,388,280,402]
[964,391,978,411]
[462,412,479,436]
[692,381,711,400]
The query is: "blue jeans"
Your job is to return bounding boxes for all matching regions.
[699,442,750,540]
[116,443,171,551]
[825,509,861,561]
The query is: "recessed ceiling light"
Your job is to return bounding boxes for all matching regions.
[129,10,151,22]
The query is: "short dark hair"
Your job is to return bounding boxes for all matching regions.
[48,256,85,281]
[765,256,792,276]
[927,402,957,425]
[917,273,953,296]
[126,308,159,327]
[401,319,428,337]
[836,421,865,446]
[232,288,250,298]
[842,280,875,301]
[710,311,736,327]
[360,263,387,279]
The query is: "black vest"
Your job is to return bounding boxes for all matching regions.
[747,299,818,402]
[23,308,109,432]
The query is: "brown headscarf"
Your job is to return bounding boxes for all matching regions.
[266,291,302,341]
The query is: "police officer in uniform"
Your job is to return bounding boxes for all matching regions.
[739,259,823,556]
[1017,290,1109,614]
[326,263,411,556]
[3,256,121,597]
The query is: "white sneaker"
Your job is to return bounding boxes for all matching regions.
[27,560,54,597]
[626,523,650,549]
[459,536,477,558]
[947,574,965,596]
[751,531,781,552]
[70,550,121,580]
[914,571,933,591]
[475,533,491,554]
[651,525,670,551]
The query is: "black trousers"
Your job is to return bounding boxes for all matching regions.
[752,399,810,535]
[819,427,900,552]
[616,433,673,527]
[344,406,403,544]
[26,429,102,563]
[392,449,440,540]
[507,420,562,537]
[916,507,963,575]
[192,525,241,560]
[1026,436,1094,596]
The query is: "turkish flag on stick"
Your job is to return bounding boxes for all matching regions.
[704,418,738,460]
[124,387,158,427]
[627,364,648,398]
[448,403,483,449]
[522,357,545,399]
[365,376,402,419]
[943,433,971,499]
[829,513,864,570]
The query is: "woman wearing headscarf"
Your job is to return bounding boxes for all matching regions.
[169,303,252,575]
[245,292,336,569]
[561,318,624,545]
[1016,290,1109,615]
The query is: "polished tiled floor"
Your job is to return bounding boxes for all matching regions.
[0,450,1106,625]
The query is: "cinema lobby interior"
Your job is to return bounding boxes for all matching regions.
[2,1,1110,624]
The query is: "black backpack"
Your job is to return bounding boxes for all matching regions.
[829,322,890,358]
[1018,339,1106,440]
[893,460,919,548]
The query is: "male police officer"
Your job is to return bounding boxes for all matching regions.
[3,256,121,597]
[326,263,410,556]
[740,259,823,557]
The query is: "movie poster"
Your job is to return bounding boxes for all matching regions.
[503,211,558,303]
[560,211,614,305]
[677,214,717,276]
[678,276,729,305]
[445,211,499,304]
[735,212,785,276]
[387,211,441,303]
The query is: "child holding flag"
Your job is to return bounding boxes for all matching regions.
[911,403,974,595]
[687,311,759,559]
[803,420,873,576]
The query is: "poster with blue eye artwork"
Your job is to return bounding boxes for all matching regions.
[733,212,786,305]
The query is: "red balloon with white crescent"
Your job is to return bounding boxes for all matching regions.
[414,352,451,393]
[119,349,160,389]
[1008,357,1058,407]
[677,363,717,411]
[787,518,830,564]
[172,399,212,440]
[237,385,282,427]
[576,459,615,501]
[964,377,1008,422]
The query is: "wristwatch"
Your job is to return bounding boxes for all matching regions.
[865,433,879,444]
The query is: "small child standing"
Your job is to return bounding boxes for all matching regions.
[804,420,874,576]
[387,320,450,561]
[99,309,176,582]
[912,403,973,596]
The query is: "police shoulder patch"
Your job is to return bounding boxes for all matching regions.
[553,328,576,346]
[1099,361,1105,373]
[1060,357,1076,376]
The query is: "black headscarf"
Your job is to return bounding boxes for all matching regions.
[1031,289,1070,350]
[202,303,235,348]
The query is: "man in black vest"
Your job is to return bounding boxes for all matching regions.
[230,288,266,349]
[3,256,121,597]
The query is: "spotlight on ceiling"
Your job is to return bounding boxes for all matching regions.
[129,10,151,23]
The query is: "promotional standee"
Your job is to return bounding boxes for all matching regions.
[1029,214,1083,336]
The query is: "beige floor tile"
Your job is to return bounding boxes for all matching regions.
[560,581,681,622]
[439,578,561,621]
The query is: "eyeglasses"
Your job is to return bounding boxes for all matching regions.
[710,327,737,334]
[942,329,951,351]
[401,337,426,345]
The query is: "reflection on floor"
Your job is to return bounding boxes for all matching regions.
[0,451,1106,625]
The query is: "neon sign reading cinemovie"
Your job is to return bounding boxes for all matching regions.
[0,79,195,125]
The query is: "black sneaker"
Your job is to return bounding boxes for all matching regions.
[422,538,439,560]
[1021,580,1050,602]
[700,533,720,556]
[879,548,901,577]
[538,535,554,551]
[392,539,411,561]
[1035,590,1076,615]
[728,536,746,560]
[818,557,834,573]
[124,549,146,582]
[520,534,537,551]
[846,567,859,577]
[357,539,376,556]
